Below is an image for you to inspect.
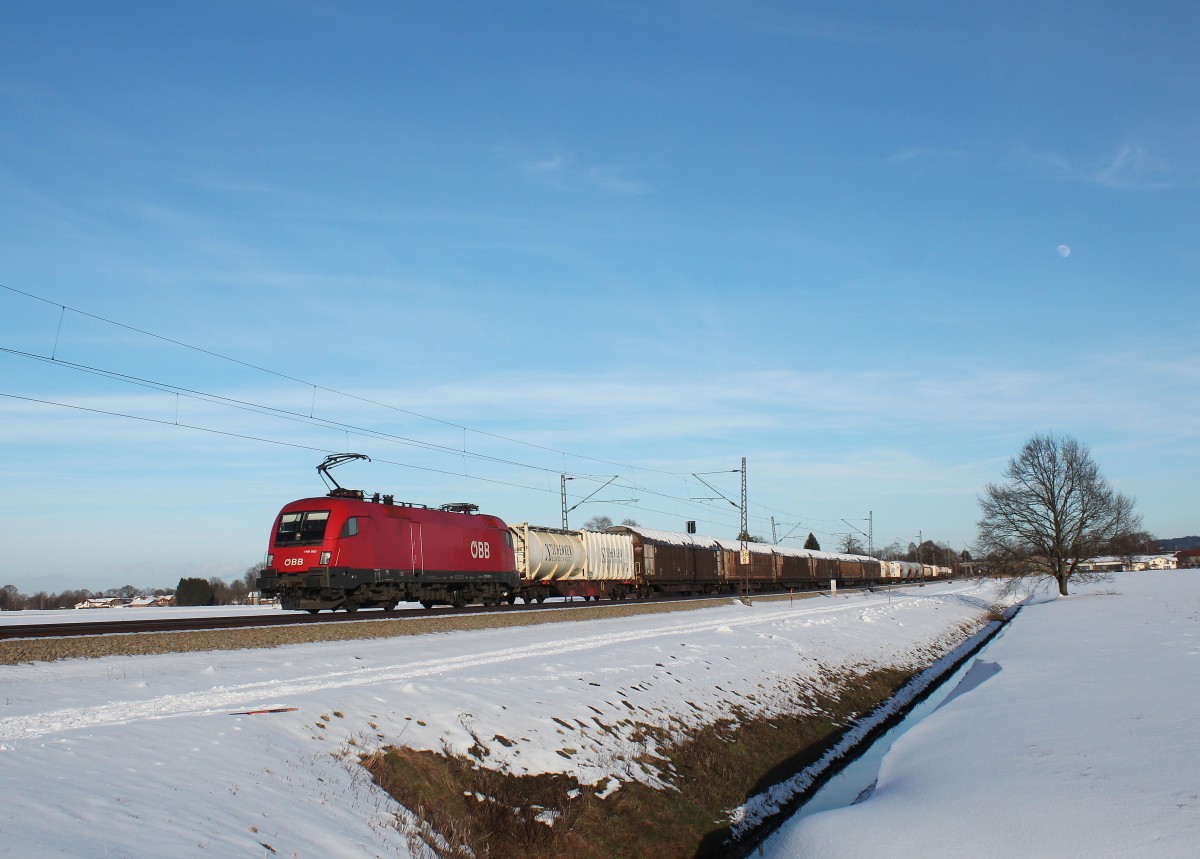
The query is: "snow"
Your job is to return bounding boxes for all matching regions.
[762,572,1200,859]
[2,575,1194,857]
[0,604,286,627]
[0,583,985,856]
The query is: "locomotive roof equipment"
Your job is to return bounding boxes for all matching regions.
[316,452,371,498]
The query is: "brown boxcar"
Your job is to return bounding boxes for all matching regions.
[608,526,720,594]
[715,538,776,590]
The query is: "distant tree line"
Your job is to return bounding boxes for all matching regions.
[0,563,268,611]
[582,515,640,530]
[872,539,967,568]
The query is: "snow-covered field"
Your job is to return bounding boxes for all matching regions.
[0,582,990,857]
[763,571,1200,859]
[2,575,1192,857]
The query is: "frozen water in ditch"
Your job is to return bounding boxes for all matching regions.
[780,634,1006,824]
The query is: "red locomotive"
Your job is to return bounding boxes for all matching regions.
[258,455,518,612]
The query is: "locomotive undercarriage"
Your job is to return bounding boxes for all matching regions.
[262,567,520,613]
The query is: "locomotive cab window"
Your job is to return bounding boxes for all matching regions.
[340,517,359,538]
[275,510,330,546]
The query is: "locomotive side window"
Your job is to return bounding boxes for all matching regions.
[340,517,359,538]
[275,510,330,546]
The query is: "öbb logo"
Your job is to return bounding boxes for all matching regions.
[469,541,491,559]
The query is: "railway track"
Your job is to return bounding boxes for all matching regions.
[0,598,592,641]
[0,583,938,667]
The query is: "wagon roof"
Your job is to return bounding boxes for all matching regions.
[608,525,720,548]
[611,525,874,563]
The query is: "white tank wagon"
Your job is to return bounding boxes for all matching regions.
[508,523,636,602]
[582,528,636,579]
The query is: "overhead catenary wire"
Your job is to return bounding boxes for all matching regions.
[0,343,754,527]
[0,281,664,474]
[0,390,744,533]
[0,281,866,536]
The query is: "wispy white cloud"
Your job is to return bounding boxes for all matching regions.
[172,167,287,196]
[884,140,1182,191]
[884,147,972,168]
[1091,144,1172,189]
[6,348,1195,458]
[513,149,651,195]
[1012,142,1177,189]
[4,349,1196,573]
[589,0,930,50]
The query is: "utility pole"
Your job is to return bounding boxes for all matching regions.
[738,457,749,541]
[739,457,749,593]
[868,510,873,557]
[561,474,569,529]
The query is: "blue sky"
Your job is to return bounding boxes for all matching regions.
[1,1,1196,593]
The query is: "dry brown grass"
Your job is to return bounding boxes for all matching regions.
[362,665,916,859]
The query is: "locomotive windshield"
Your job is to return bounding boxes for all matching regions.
[275,510,330,547]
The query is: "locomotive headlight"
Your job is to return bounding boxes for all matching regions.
[319,551,331,565]
[266,554,274,567]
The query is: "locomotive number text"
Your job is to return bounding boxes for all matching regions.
[469,540,491,559]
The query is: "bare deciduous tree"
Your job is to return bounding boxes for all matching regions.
[244,562,268,592]
[977,433,1140,596]
[837,533,865,555]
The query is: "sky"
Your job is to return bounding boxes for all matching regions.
[1,1,1196,593]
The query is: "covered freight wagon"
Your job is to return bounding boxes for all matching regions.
[508,523,636,601]
[714,538,776,590]
[608,526,721,596]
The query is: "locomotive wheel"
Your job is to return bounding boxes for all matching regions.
[307,609,320,615]
[343,601,358,613]
[421,600,434,610]
[506,594,517,605]
[450,591,468,608]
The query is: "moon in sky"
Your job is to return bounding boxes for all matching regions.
[1057,244,1071,258]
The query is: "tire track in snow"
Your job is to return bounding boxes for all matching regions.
[0,586,978,742]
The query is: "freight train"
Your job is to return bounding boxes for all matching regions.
[257,456,950,612]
